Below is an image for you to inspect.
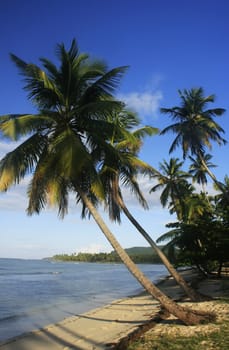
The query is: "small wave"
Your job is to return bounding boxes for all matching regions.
[0,312,27,323]
[0,271,62,277]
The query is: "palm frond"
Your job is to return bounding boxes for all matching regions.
[0,114,53,140]
[77,100,124,121]
[50,128,91,179]
[156,228,180,243]
[81,66,128,102]
[10,54,29,74]
[132,126,159,139]
[0,133,46,191]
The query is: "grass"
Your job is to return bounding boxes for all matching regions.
[127,322,229,350]
[127,299,229,350]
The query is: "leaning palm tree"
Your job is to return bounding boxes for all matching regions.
[0,40,212,324]
[189,153,216,193]
[160,88,227,195]
[99,114,202,301]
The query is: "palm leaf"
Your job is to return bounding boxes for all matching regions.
[0,114,53,140]
[80,66,128,103]
[0,133,45,191]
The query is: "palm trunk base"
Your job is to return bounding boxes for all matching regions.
[147,284,215,325]
[160,305,216,325]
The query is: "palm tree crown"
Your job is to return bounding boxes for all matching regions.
[160,88,227,159]
[0,39,128,216]
[150,157,190,209]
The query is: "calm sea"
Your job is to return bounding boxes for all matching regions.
[0,258,167,342]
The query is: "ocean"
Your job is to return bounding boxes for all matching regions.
[0,258,167,342]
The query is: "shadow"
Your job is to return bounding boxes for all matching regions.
[2,319,108,350]
[71,312,150,325]
[33,322,104,350]
[1,304,154,350]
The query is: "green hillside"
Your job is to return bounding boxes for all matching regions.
[52,246,166,264]
[124,246,164,256]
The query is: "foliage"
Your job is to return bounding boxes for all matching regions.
[189,153,216,190]
[152,87,228,274]
[157,193,229,275]
[160,87,226,159]
[150,158,191,210]
[52,246,166,264]
[0,39,129,217]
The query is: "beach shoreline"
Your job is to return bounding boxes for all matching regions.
[0,260,167,343]
[0,269,227,350]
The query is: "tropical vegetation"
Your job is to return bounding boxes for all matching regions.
[160,88,227,195]
[0,39,228,325]
[152,88,229,277]
[52,246,165,264]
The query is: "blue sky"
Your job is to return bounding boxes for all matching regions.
[0,0,228,259]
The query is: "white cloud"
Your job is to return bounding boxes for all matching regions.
[0,139,25,158]
[0,177,29,211]
[118,90,163,117]
[120,175,219,210]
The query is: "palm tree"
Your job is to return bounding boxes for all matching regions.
[0,40,212,324]
[150,158,191,220]
[214,175,229,221]
[168,183,201,223]
[189,153,216,192]
[99,113,202,301]
[160,88,227,195]
[151,157,213,258]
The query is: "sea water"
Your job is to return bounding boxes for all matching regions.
[0,258,167,342]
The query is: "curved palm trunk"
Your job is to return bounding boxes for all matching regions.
[78,189,213,325]
[199,153,229,199]
[117,196,203,301]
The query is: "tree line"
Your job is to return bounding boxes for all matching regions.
[52,249,163,264]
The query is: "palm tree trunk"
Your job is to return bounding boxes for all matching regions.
[78,189,214,325]
[117,196,203,301]
[198,152,229,199]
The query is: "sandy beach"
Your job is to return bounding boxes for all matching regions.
[0,269,228,350]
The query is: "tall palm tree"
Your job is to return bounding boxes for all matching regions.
[150,158,191,220]
[0,40,211,324]
[160,88,227,195]
[189,153,216,192]
[99,114,202,301]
